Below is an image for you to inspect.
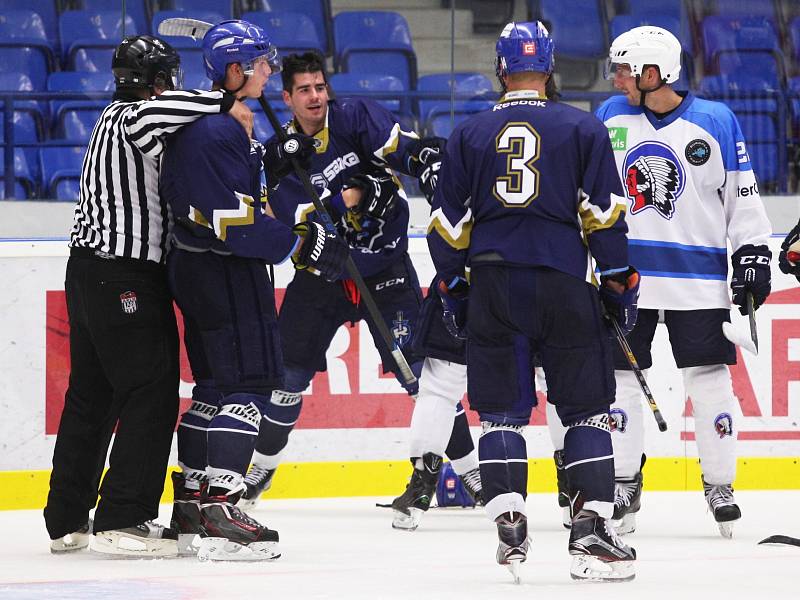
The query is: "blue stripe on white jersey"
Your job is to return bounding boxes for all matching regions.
[629,239,727,281]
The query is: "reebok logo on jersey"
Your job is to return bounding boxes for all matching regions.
[607,127,628,151]
[623,141,685,219]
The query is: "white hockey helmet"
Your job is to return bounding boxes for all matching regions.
[606,26,681,84]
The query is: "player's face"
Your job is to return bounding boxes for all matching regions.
[612,63,642,105]
[284,71,329,134]
[239,56,273,98]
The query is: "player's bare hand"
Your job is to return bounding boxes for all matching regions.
[229,101,254,138]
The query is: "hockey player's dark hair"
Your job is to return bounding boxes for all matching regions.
[281,52,329,92]
[545,74,561,102]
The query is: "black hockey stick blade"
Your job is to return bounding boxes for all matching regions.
[758,535,800,547]
[257,94,417,387]
[746,292,759,354]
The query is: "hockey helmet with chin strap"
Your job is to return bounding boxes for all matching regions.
[495,21,554,90]
[202,19,281,84]
[606,26,681,86]
[112,35,183,91]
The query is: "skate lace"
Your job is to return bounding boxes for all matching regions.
[614,480,638,508]
[244,464,272,486]
[705,483,735,511]
[142,520,164,535]
[603,518,627,551]
[461,468,482,493]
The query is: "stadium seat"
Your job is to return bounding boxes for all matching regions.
[59,10,137,70]
[333,11,417,89]
[242,11,324,56]
[38,145,85,199]
[3,1,59,45]
[701,15,781,73]
[625,0,683,20]
[249,0,332,55]
[75,0,151,36]
[0,111,40,186]
[540,0,606,58]
[47,71,114,126]
[0,10,56,71]
[329,73,405,113]
[416,72,495,126]
[251,108,294,142]
[747,143,778,186]
[0,72,46,133]
[0,147,35,199]
[698,73,779,116]
[789,17,800,64]
[151,10,226,49]
[182,71,213,91]
[716,51,783,89]
[168,0,234,20]
[58,105,105,142]
[426,112,474,139]
[713,0,777,19]
[0,47,50,92]
[789,76,800,136]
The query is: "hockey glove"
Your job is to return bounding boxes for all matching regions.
[778,221,800,281]
[731,244,771,314]
[263,133,317,180]
[599,266,640,336]
[292,221,349,282]
[408,137,446,205]
[437,276,469,339]
[344,173,400,220]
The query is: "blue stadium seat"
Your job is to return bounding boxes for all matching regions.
[747,143,778,186]
[75,0,150,35]
[0,72,46,132]
[716,51,783,88]
[182,71,213,91]
[152,10,226,49]
[0,47,50,92]
[3,1,58,44]
[59,10,137,69]
[249,0,332,55]
[59,106,104,142]
[790,17,800,64]
[0,10,56,71]
[252,108,293,142]
[0,147,35,199]
[329,73,404,113]
[540,0,606,58]
[698,73,779,115]
[701,15,781,73]
[0,111,40,184]
[427,112,474,139]
[625,0,683,20]
[47,71,114,125]
[416,72,494,125]
[168,0,233,20]
[333,11,417,89]
[242,11,324,55]
[713,0,777,19]
[39,145,85,199]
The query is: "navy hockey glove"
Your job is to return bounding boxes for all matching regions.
[599,266,640,336]
[408,137,446,205]
[263,133,316,180]
[292,221,349,281]
[731,244,771,314]
[437,276,469,339]
[345,173,400,220]
[778,221,800,281]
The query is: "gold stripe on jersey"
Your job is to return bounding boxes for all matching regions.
[578,192,627,236]
[427,207,473,250]
[214,192,255,241]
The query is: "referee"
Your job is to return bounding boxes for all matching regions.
[44,34,253,558]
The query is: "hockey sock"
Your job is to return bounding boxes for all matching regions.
[444,403,476,462]
[479,422,528,521]
[564,412,614,518]
[177,381,220,489]
[255,389,303,457]
[251,448,283,471]
[546,401,566,451]
[206,393,266,490]
[611,369,646,479]
[683,365,736,485]
[408,358,464,457]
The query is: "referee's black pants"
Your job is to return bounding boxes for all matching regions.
[44,250,180,539]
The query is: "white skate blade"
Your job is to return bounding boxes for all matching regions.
[717,520,737,539]
[610,512,637,536]
[50,531,91,553]
[570,555,635,582]
[177,533,201,556]
[722,322,757,355]
[196,537,281,562]
[506,559,522,585]
[89,532,178,558]
[392,507,424,531]
[562,507,571,529]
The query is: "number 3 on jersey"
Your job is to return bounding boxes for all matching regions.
[493,122,541,207]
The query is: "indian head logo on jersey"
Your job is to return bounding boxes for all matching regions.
[622,141,685,220]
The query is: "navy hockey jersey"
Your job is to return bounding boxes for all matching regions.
[161,113,299,263]
[266,97,420,278]
[428,90,628,285]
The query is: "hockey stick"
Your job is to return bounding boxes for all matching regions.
[157,17,214,40]
[609,317,668,432]
[258,94,417,386]
[758,535,800,547]
[722,292,758,355]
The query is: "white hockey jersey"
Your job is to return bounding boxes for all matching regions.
[596,93,771,310]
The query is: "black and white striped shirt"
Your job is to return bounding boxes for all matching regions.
[70,89,233,263]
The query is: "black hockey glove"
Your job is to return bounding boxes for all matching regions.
[779,220,800,281]
[437,276,469,339]
[292,221,349,282]
[408,137,446,205]
[263,133,317,180]
[731,244,771,314]
[345,173,400,220]
[599,266,640,336]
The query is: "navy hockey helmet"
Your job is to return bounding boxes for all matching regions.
[202,19,281,84]
[495,21,555,82]
[112,35,182,91]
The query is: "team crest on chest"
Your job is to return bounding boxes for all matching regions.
[622,141,685,219]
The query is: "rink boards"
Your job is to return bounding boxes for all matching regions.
[1,237,798,510]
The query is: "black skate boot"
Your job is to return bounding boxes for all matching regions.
[50,519,92,554]
[459,467,484,506]
[171,471,203,556]
[703,477,741,539]
[90,520,179,558]
[554,450,571,529]
[569,509,636,582]
[391,453,442,530]
[496,511,529,584]
[611,454,645,536]
[239,464,277,510]
[198,484,280,562]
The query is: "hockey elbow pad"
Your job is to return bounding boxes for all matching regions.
[292,221,349,282]
[599,266,640,336]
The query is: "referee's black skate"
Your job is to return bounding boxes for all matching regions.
[391,453,442,530]
[554,450,571,528]
[459,467,485,506]
[611,454,645,536]
[239,464,277,510]
[50,519,92,553]
[90,521,179,558]
[170,471,203,556]
[569,510,636,582]
[495,511,529,584]
[198,485,280,562]
[703,477,741,539]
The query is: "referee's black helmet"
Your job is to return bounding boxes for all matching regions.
[112,35,182,91]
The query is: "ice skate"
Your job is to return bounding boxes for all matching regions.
[391,453,441,530]
[554,450,571,529]
[611,473,642,536]
[569,511,636,582]
[197,485,280,562]
[170,471,202,556]
[239,464,277,510]
[459,467,484,506]
[90,520,179,558]
[50,519,92,553]
[703,478,741,539]
[495,511,529,584]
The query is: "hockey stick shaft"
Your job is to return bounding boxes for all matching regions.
[610,318,668,432]
[257,94,417,387]
[746,291,759,353]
